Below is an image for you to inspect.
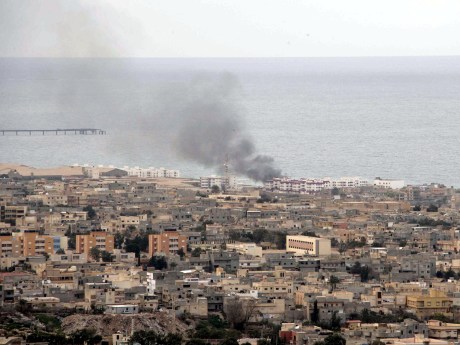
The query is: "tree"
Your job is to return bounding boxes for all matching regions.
[324,333,346,345]
[399,239,407,247]
[430,313,453,323]
[211,185,221,194]
[329,311,341,331]
[186,340,207,345]
[125,235,149,258]
[65,228,76,250]
[83,205,97,220]
[252,229,270,243]
[148,256,168,270]
[70,329,102,345]
[89,247,101,261]
[331,187,340,196]
[114,231,125,249]
[27,331,67,345]
[350,261,362,274]
[224,297,258,330]
[177,247,186,259]
[191,247,203,257]
[302,231,318,237]
[427,204,439,212]
[329,275,340,291]
[360,265,371,282]
[311,300,320,324]
[274,231,287,249]
[220,338,239,345]
[56,248,65,254]
[413,205,421,211]
[101,251,114,262]
[129,330,182,345]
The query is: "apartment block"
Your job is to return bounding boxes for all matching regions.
[76,231,115,254]
[0,204,27,225]
[148,231,187,257]
[0,231,66,257]
[286,235,331,256]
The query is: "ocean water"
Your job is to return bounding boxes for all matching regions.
[1,57,460,186]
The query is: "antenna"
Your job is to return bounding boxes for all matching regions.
[223,154,229,190]
[224,154,229,178]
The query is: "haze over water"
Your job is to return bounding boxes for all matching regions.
[1,57,460,186]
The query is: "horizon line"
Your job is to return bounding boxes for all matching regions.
[1,55,460,59]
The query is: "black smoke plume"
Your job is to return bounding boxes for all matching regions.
[172,73,281,181]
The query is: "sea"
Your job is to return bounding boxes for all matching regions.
[1,57,460,186]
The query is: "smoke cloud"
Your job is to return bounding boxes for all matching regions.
[166,73,281,181]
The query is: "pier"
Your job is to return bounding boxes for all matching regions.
[0,128,107,136]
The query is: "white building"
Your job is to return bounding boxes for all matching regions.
[123,166,180,178]
[324,176,370,189]
[105,304,139,314]
[264,178,326,193]
[265,176,369,193]
[286,235,331,256]
[145,272,156,296]
[373,177,405,189]
[200,175,239,190]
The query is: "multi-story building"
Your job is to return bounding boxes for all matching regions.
[0,231,67,257]
[76,231,114,255]
[406,289,452,320]
[148,231,187,257]
[265,176,369,193]
[123,166,180,178]
[286,235,331,256]
[0,204,27,225]
[200,175,239,190]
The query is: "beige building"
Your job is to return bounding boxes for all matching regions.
[406,289,453,320]
[286,235,331,256]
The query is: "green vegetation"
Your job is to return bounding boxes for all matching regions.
[101,250,114,262]
[27,331,67,345]
[129,330,182,345]
[426,204,439,212]
[350,308,418,323]
[148,255,168,270]
[83,205,97,219]
[191,247,203,257]
[69,328,102,345]
[35,313,61,332]
[314,333,346,345]
[189,315,240,340]
[349,262,375,282]
[329,275,340,291]
[89,247,101,261]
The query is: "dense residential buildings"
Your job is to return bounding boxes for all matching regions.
[0,164,459,345]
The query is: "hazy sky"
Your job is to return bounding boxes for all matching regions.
[1,0,459,57]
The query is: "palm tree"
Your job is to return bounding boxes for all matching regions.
[329,275,340,291]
